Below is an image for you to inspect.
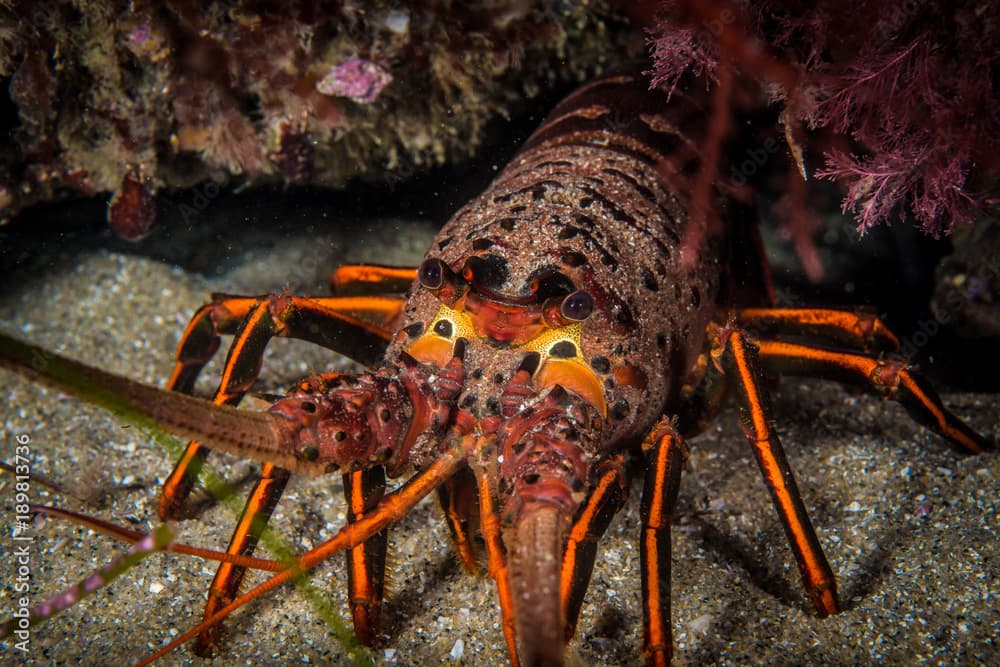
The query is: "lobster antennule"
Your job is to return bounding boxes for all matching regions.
[0,332,333,475]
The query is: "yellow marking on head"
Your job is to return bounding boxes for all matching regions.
[407,303,477,367]
[408,304,607,416]
[528,323,607,417]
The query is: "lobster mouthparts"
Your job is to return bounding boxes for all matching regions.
[492,384,605,664]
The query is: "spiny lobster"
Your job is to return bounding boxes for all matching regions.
[0,65,994,666]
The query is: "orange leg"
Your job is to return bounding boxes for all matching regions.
[639,422,686,667]
[157,291,406,654]
[167,298,293,655]
[159,298,257,521]
[754,340,992,454]
[343,467,388,645]
[560,454,629,639]
[329,264,417,295]
[473,448,521,667]
[167,294,403,391]
[719,329,841,617]
[737,307,900,352]
[675,348,729,438]
[197,462,291,654]
[161,293,404,519]
[436,464,481,573]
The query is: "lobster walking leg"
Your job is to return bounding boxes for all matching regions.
[167,293,405,392]
[136,442,470,667]
[719,329,841,617]
[560,454,629,639]
[168,297,293,655]
[158,293,405,652]
[330,264,418,295]
[197,462,291,654]
[162,293,404,518]
[160,297,254,519]
[736,307,900,352]
[343,466,388,645]
[473,448,522,667]
[754,340,992,454]
[640,422,686,667]
[436,464,481,573]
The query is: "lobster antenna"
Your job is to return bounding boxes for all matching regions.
[0,332,322,475]
[32,505,285,571]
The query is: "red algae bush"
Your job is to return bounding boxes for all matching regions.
[648,0,1000,237]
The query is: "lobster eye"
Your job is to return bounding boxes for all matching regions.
[418,258,445,289]
[560,290,594,321]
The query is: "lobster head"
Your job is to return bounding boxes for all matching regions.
[405,254,607,413]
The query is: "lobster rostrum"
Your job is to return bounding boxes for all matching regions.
[1,65,993,666]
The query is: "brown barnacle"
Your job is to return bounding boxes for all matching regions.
[107,168,155,241]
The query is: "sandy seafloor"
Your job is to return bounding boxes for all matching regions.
[0,192,997,667]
